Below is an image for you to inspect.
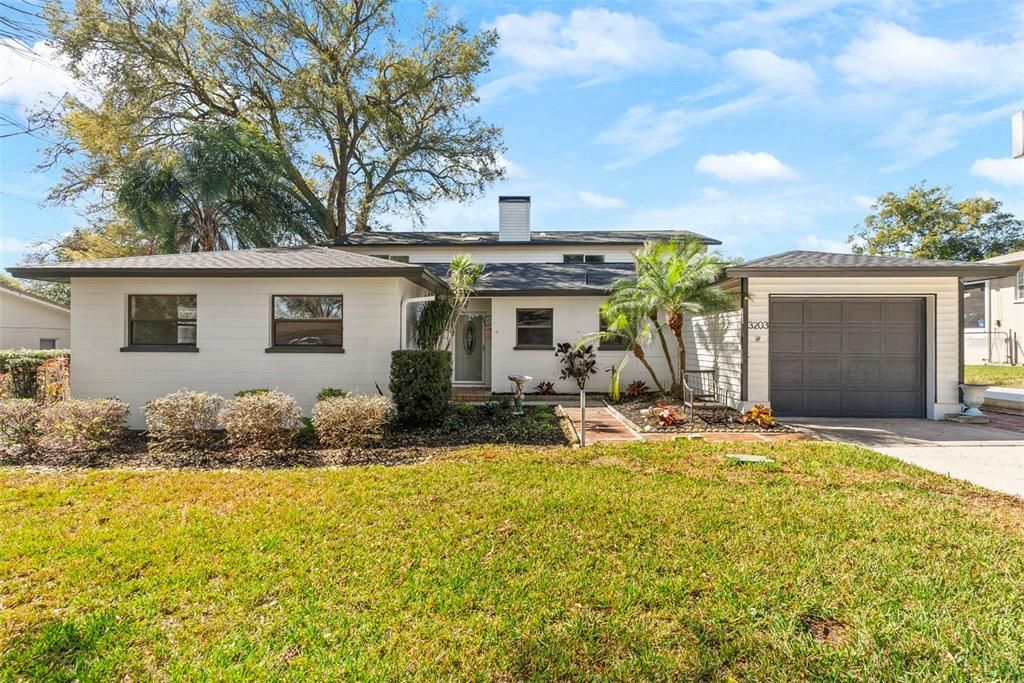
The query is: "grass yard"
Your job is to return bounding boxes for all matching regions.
[2,442,1023,681]
[965,364,1024,388]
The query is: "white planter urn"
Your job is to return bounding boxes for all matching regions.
[959,383,988,417]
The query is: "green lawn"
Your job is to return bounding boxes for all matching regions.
[965,364,1024,388]
[2,442,1023,681]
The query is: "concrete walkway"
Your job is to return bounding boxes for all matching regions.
[785,417,1024,498]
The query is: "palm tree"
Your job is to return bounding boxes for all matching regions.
[116,122,322,253]
[594,300,666,395]
[604,238,734,397]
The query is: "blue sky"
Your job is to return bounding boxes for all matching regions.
[2,0,1023,266]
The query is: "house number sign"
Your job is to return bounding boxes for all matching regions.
[747,320,769,329]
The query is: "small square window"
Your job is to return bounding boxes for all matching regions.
[598,316,628,351]
[39,338,57,350]
[515,308,553,348]
[128,295,197,346]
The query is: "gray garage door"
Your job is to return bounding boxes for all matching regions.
[770,297,925,417]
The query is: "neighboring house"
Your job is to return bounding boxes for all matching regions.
[963,250,1024,365]
[0,282,71,350]
[8,197,1015,427]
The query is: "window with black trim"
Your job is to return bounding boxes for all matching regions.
[599,316,628,350]
[39,338,57,350]
[272,295,344,348]
[128,295,197,346]
[515,308,553,348]
[369,254,410,263]
[563,254,605,263]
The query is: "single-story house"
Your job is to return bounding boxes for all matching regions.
[0,281,71,350]
[8,196,1016,427]
[963,250,1024,365]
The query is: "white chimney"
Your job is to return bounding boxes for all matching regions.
[498,196,530,241]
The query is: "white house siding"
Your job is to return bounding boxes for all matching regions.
[683,310,743,408]
[341,244,639,264]
[966,269,1023,364]
[744,276,961,419]
[0,290,71,349]
[487,295,677,394]
[70,276,430,428]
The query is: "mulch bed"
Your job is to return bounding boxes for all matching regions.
[608,395,794,434]
[0,404,570,470]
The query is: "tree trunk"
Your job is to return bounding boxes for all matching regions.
[632,343,666,394]
[649,311,676,394]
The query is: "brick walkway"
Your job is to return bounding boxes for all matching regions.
[986,410,1024,434]
[561,404,816,445]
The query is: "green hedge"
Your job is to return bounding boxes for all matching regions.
[0,349,69,373]
[389,350,452,424]
[0,350,71,399]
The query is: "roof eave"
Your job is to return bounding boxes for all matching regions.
[725,265,1021,279]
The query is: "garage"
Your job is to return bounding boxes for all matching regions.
[769,297,925,417]
[727,251,1019,420]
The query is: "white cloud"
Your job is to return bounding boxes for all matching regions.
[577,191,625,209]
[835,22,1023,93]
[497,155,527,179]
[597,94,767,168]
[701,186,728,201]
[694,151,799,183]
[0,40,82,118]
[723,48,816,94]
[873,105,1018,171]
[853,194,875,209]
[483,8,704,94]
[969,158,1024,187]
[0,236,31,255]
[796,234,852,253]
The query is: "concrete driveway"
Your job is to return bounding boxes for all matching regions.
[784,418,1024,498]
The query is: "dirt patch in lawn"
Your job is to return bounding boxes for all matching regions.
[0,403,568,470]
[799,612,850,645]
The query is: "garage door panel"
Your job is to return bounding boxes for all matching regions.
[841,390,883,415]
[885,329,921,354]
[771,300,804,323]
[885,391,924,416]
[806,357,842,384]
[845,300,882,324]
[805,330,841,353]
[807,301,842,323]
[771,389,805,415]
[804,390,842,415]
[843,357,880,384]
[845,330,881,353]
[770,297,924,418]
[882,359,921,385]
[771,356,804,385]
[886,300,922,323]
[772,330,804,353]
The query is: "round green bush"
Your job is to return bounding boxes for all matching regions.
[389,350,452,424]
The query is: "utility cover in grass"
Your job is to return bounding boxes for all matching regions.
[725,454,775,464]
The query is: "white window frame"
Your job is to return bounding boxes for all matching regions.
[1016,269,1024,302]
[401,296,436,349]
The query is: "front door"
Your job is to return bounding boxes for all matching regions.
[454,313,485,383]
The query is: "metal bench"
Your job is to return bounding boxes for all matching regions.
[681,369,730,421]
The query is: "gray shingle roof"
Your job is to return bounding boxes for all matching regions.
[332,229,719,247]
[726,250,1020,278]
[425,262,635,295]
[7,246,446,291]
[0,281,70,310]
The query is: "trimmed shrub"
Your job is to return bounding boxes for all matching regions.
[234,388,270,397]
[316,387,349,401]
[313,395,393,448]
[389,350,452,424]
[0,399,41,455]
[144,390,225,454]
[219,390,302,451]
[0,350,71,399]
[38,398,129,453]
[36,357,70,403]
[0,373,13,399]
